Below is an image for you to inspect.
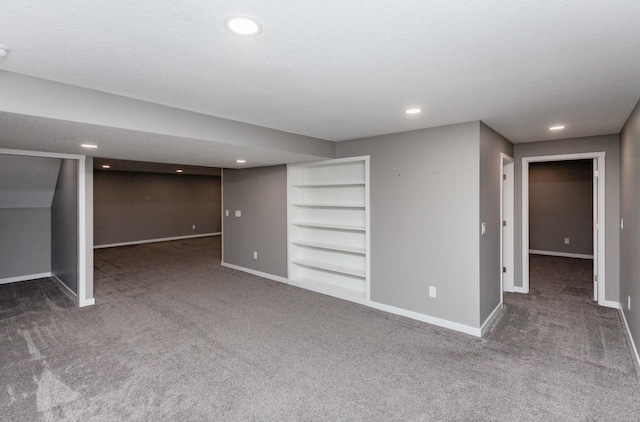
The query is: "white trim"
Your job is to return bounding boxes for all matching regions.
[94,233,221,249]
[619,307,640,369]
[481,302,504,337]
[0,272,52,285]
[51,274,78,303]
[501,154,515,293]
[221,169,225,264]
[288,155,371,168]
[600,300,621,309]
[529,250,594,259]
[521,152,606,306]
[513,286,528,294]
[0,148,85,160]
[368,301,482,337]
[77,156,90,307]
[220,262,289,284]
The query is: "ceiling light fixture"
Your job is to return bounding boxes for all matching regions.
[176,169,183,173]
[405,108,422,115]
[101,165,111,169]
[0,44,9,59]
[549,125,565,131]
[236,159,246,164]
[224,16,262,36]
[81,144,98,149]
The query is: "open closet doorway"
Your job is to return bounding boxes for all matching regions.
[521,152,606,306]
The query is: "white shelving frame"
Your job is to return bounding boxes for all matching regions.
[287,156,370,303]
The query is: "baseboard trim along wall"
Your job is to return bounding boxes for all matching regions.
[529,249,594,260]
[220,262,289,285]
[0,272,52,285]
[601,300,621,309]
[94,232,221,249]
[480,302,504,337]
[224,262,484,337]
[52,274,78,304]
[619,306,640,370]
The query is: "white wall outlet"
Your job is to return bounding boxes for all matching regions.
[235,210,241,217]
[192,225,196,230]
[564,238,570,244]
[621,218,624,230]
[429,286,436,298]
[225,210,229,217]
[629,295,631,311]
[481,222,486,235]
[253,251,258,260]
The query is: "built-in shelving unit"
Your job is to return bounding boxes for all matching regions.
[288,156,370,302]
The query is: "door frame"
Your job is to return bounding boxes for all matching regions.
[501,154,515,293]
[520,152,606,306]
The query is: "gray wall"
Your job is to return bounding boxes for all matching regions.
[94,171,221,246]
[337,122,482,328]
[222,166,288,278]
[51,159,79,293]
[529,160,593,255]
[620,99,640,355]
[513,135,620,302]
[479,123,514,323]
[0,208,51,279]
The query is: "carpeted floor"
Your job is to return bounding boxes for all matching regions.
[1,239,639,421]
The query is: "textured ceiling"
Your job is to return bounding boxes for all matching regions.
[0,0,639,165]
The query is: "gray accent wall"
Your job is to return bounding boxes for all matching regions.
[479,123,514,323]
[0,208,51,279]
[529,160,593,255]
[337,122,483,328]
[620,99,640,355]
[51,159,79,293]
[222,166,288,278]
[513,135,620,302]
[94,171,221,246]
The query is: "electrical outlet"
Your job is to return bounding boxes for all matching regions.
[564,238,570,244]
[253,251,258,260]
[192,225,196,230]
[629,295,631,311]
[481,222,486,235]
[235,210,241,217]
[429,286,436,298]
[621,218,624,230]
[225,210,229,217]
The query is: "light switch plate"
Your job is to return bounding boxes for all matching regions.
[235,210,241,217]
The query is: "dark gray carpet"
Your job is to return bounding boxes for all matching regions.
[1,240,639,421]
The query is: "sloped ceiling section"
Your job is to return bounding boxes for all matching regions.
[0,155,61,208]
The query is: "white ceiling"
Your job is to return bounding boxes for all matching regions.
[0,1,639,166]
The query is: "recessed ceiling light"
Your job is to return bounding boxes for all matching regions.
[176,169,183,173]
[224,16,262,36]
[101,165,111,169]
[236,159,247,164]
[549,125,565,131]
[0,44,9,59]
[81,144,98,149]
[405,108,422,115]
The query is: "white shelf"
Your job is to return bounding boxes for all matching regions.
[292,221,365,231]
[291,259,366,278]
[291,203,365,209]
[291,240,366,255]
[292,182,365,188]
[291,277,366,300]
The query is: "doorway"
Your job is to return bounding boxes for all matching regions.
[521,152,606,306]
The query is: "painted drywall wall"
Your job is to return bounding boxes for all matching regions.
[51,159,79,293]
[336,122,482,328]
[479,123,514,324]
[94,171,221,246]
[222,166,288,278]
[620,99,640,356]
[0,208,51,280]
[513,135,620,302]
[0,155,61,208]
[529,160,593,256]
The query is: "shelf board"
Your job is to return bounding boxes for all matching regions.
[291,240,366,255]
[292,259,365,278]
[291,203,365,209]
[292,182,365,188]
[291,221,366,231]
[291,277,366,299]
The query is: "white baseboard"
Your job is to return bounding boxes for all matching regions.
[79,298,95,307]
[220,262,289,285]
[513,286,528,294]
[481,302,504,337]
[600,299,621,309]
[94,232,221,249]
[0,272,52,285]
[221,261,483,337]
[51,274,78,304]
[619,307,640,371]
[529,249,594,259]
[368,301,482,337]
